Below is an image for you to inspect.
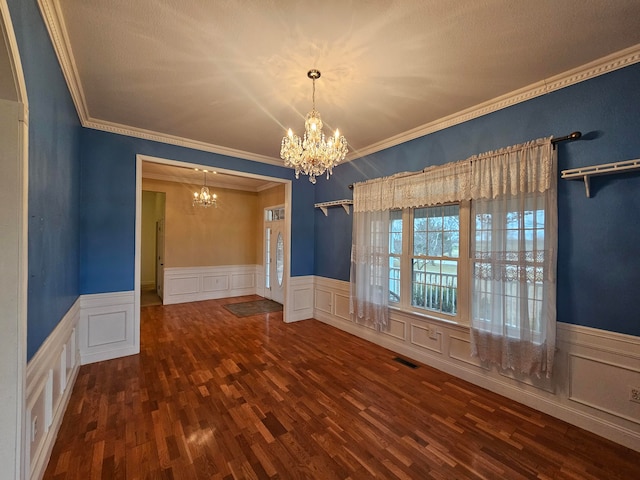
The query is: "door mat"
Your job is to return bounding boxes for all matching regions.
[223,299,283,317]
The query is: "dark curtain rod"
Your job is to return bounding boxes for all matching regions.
[347,131,582,189]
[551,131,582,146]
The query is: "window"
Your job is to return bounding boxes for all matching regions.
[355,138,555,376]
[472,196,546,338]
[388,210,402,303]
[265,227,271,289]
[389,203,470,323]
[412,205,459,314]
[265,207,285,221]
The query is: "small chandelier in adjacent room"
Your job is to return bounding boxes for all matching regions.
[280,69,348,184]
[192,169,217,208]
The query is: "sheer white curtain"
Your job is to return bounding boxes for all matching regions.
[350,209,390,328]
[469,138,557,377]
[350,180,391,329]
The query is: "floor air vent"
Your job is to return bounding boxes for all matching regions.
[393,357,418,369]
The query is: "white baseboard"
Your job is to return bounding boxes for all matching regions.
[79,291,138,365]
[312,276,640,452]
[163,265,257,305]
[25,298,81,480]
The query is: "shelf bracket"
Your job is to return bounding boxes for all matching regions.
[561,158,640,198]
[582,175,591,198]
[314,199,353,216]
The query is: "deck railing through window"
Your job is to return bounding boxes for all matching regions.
[390,266,457,314]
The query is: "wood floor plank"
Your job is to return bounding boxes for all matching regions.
[43,295,640,479]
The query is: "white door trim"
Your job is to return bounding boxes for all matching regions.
[0,1,29,478]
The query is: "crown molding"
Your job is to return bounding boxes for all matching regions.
[255,181,282,192]
[83,118,285,167]
[38,0,639,168]
[38,0,89,122]
[348,43,640,161]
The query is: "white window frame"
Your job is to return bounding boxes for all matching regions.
[389,202,471,325]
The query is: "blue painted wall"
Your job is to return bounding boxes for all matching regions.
[79,130,315,294]
[9,0,82,360]
[10,0,639,358]
[314,63,640,337]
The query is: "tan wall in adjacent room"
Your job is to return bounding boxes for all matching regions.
[141,190,165,287]
[142,178,259,267]
[255,184,286,265]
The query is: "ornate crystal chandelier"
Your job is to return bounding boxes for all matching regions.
[192,169,217,208]
[280,69,348,184]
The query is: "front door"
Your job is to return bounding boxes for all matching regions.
[269,220,285,304]
[264,206,285,304]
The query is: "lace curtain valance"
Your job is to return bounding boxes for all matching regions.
[353,137,552,211]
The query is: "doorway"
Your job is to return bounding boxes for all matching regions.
[264,206,285,304]
[135,155,292,323]
[141,190,165,306]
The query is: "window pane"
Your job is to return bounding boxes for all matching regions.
[389,256,400,303]
[441,260,458,314]
[413,232,426,256]
[411,204,460,315]
[427,232,442,256]
[389,210,402,255]
[413,208,427,256]
[276,233,284,286]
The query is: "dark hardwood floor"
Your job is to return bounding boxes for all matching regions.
[44,295,640,479]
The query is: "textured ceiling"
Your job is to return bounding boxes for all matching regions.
[46,0,640,165]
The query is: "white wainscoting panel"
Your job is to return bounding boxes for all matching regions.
[383,317,406,341]
[334,291,351,322]
[26,298,80,480]
[411,324,443,354]
[232,272,255,290]
[449,334,485,368]
[314,276,351,323]
[312,276,640,452]
[254,265,265,298]
[314,288,332,315]
[163,265,258,305]
[79,291,137,365]
[202,275,229,292]
[568,354,640,424]
[286,276,314,322]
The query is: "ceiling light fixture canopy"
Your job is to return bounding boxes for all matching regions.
[280,69,348,184]
[193,169,218,208]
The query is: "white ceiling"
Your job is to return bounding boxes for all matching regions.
[44,0,640,167]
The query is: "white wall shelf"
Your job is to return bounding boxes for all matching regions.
[561,158,640,197]
[314,199,353,216]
